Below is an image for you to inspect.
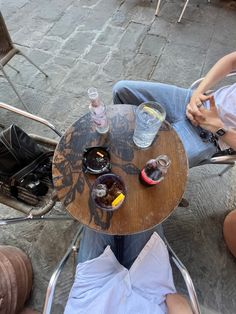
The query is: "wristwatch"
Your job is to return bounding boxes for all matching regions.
[215,127,227,137]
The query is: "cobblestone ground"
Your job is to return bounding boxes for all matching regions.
[0,0,236,313]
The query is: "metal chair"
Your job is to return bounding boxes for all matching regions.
[155,0,211,23]
[0,102,73,226]
[42,226,201,314]
[190,71,236,176]
[0,11,48,112]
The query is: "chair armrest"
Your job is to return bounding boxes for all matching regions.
[164,237,201,314]
[190,77,205,90]
[29,134,58,149]
[0,213,73,226]
[0,196,58,223]
[210,155,236,164]
[42,226,83,314]
[0,102,62,137]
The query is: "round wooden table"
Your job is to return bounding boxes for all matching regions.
[52,105,188,235]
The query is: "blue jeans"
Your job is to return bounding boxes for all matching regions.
[78,225,163,269]
[113,80,218,168]
[78,80,218,267]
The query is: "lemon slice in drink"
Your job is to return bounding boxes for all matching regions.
[112,193,125,207]
[143,106,164,121]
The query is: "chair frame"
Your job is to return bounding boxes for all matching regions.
[42,226,83,314]
[155,0,211,23]
[0,12,48,112]
[190,71,236,176]
[42,226,201,314]
[0,102,73,226]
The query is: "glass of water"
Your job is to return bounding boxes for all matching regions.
[133,102,166,148]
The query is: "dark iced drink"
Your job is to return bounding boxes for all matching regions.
[91,173,126,211]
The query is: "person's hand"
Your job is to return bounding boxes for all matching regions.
[194,95,224,133]
[186,92,210,126]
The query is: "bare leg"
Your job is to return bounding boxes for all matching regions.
[166,293,193,314]
[223,209,236,258]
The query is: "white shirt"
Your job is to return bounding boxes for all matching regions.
[214,82,236,150]
[64,232,176,314]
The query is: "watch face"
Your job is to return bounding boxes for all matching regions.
[216,128,226,137]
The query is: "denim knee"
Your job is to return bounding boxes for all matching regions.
[112,80,128,104]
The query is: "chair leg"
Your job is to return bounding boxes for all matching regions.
[178,0,190,23]
[0,67,30,112]
[155,0,162,16]
[18,51,48,77]
[219,164,235,177]
[7,64,20,73]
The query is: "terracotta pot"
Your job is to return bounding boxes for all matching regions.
[0,246,33,314]
[223,209,236,258]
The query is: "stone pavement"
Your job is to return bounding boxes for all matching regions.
[0,0,236,313]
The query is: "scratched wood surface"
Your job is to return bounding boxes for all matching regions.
[52,105,188,235]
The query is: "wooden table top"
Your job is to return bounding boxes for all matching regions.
[52,105,188,235]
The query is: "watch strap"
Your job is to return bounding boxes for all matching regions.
[215,127,227,137]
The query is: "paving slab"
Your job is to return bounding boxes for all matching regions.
[0,0,236,313]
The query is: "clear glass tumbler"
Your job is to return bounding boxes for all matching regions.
[91,173,126,211]
[133,102,166,148]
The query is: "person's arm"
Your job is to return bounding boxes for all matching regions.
[166,293,193,314]
[194,51,236,94]
[186,51,236,124]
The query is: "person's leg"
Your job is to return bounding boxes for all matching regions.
[166,293,193,314]
[77,227,115,263]
[112,80,190,123]
[122,225,164,269]
[223,209,236,258]
[173,119,218,168]
[113,80,218,167]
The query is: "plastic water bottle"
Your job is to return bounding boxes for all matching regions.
[139,155,171,187]
[88,87,109,134]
